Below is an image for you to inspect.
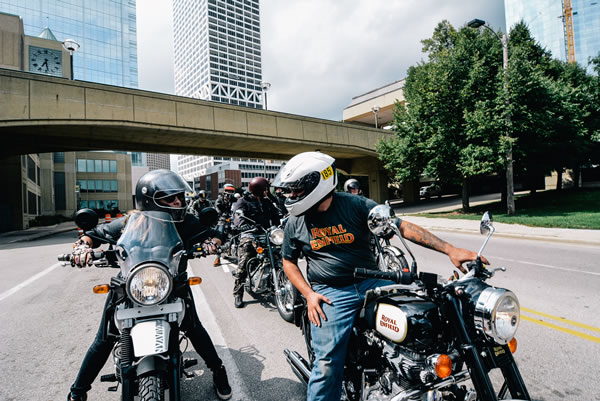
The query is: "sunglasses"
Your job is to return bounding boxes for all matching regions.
[158,193,185,203]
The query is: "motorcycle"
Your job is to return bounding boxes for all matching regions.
[284,205,531,401]
[59,208,220,401]
[235,211,298,323]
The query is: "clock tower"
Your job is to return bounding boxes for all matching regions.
[0,12,69,78]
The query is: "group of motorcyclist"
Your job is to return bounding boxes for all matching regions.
[66,152,484,401]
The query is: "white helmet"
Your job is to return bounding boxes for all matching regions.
[272,152,337,216]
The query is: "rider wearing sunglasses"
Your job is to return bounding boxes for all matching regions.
[67,169,232,401]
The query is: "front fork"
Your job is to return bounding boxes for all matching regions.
[168,325,182,401]
[444,295,531,401]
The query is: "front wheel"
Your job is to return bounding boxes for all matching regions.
[275,268,298,323]
[139,373,165,401]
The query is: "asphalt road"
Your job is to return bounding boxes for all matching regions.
[0,228,599,401]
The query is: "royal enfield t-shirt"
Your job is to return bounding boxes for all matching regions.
[282,192,381,286]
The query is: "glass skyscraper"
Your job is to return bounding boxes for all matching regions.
[0,0,138,87]
[173,0,263,108]
[505,0,600,69]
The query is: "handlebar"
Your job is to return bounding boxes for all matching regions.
[354,268,415,285]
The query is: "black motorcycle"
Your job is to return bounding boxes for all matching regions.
[59,208,220,401]
[285,205,530,401]
[235,212,298,323]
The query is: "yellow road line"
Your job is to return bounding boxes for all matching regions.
[521,307,600,334]
[521,316,600,344]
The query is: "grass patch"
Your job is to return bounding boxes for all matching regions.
[414,188,600,229]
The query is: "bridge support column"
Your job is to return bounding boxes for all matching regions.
[367,168,389,203]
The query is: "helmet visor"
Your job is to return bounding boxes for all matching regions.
[279,171,321,203]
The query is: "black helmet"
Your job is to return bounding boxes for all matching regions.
[135,169,192,222]
[249,176,269,197]
[199,190,207,199]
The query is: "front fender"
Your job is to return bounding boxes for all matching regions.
[136,355,168,377]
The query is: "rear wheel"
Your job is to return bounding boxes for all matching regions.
[139,373,165,401]
[275,268,298,322]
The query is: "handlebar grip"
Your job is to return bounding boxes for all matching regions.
[354,268,414,284]
[57,253,72,262]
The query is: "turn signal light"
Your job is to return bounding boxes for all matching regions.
[508,337,518,353]
[256,247,264,254]
[93,284,110,294]
[189,277,202,286]
[434,354,452,378]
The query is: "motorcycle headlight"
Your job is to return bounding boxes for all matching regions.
[474,288,520,344]
[269,228,284,246]
[127,264,172,306]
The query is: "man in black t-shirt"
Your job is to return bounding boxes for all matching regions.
[274,152,488,401]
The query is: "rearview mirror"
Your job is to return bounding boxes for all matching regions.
[198,207,218,227]
[74,208,99,231]
[367,204,395,237]
[480,211,493,235]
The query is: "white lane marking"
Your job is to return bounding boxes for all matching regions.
[0,263,61,302]
[493,256,600,276]
[188,265,250,400]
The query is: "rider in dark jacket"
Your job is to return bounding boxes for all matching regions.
[67,169,232,401]
[230,177,281,308]
[213,184,236,266]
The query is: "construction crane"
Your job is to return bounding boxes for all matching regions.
[561,0,576,63]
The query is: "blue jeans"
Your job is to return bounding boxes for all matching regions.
[307,279,392,401]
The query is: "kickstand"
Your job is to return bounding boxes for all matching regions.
[108,382,119,392]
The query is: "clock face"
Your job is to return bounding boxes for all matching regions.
[29,46,63,77]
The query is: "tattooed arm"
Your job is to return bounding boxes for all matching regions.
[399,220,489,273]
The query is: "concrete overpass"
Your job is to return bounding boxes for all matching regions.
[0,69,394,201]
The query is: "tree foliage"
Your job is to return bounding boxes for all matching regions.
[377,19,600,212]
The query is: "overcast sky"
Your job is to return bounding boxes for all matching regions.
[137,0,506,122]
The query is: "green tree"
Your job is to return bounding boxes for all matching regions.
[378,21,503,210]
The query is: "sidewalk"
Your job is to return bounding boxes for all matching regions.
[401,215,600,247]
[0,221,77,245]
[0,213,598,247]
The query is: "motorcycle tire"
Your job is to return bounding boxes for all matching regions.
[275,268,298,323]
[138,373,165,401]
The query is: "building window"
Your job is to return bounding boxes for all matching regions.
[53,152,65,163]
[27,156,36,182]
[54,172,66,210]
[27,191,37,215]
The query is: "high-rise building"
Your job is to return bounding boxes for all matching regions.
[0,0,139,87]
[0,1,142,230]
[173,0,263,108]
[172,0,282,190]
[505,0,600,69]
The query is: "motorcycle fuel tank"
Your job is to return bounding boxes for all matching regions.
[364,295,442,349]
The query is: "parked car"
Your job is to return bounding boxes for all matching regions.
[419,184,441,199]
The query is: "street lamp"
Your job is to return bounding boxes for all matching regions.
[62,38,80,80]
[261,81,271,110]
[372,105,380,129]
[467,18,515,215]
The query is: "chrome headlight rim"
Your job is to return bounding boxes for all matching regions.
[269,228,285,246]
[126,263,173,307]
[474,287,520,345]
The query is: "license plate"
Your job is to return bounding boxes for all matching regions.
[130,320,170,357]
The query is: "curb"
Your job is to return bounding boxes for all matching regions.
[415,224,600,247]
[4,226,77,244]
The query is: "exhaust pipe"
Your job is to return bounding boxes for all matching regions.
[284,349,311,384]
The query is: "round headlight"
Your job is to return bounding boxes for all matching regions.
[269,228,284,246]
[474,288,520,344]
[127,264,172,306]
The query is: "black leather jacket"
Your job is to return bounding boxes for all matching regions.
[231,193,281,232]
